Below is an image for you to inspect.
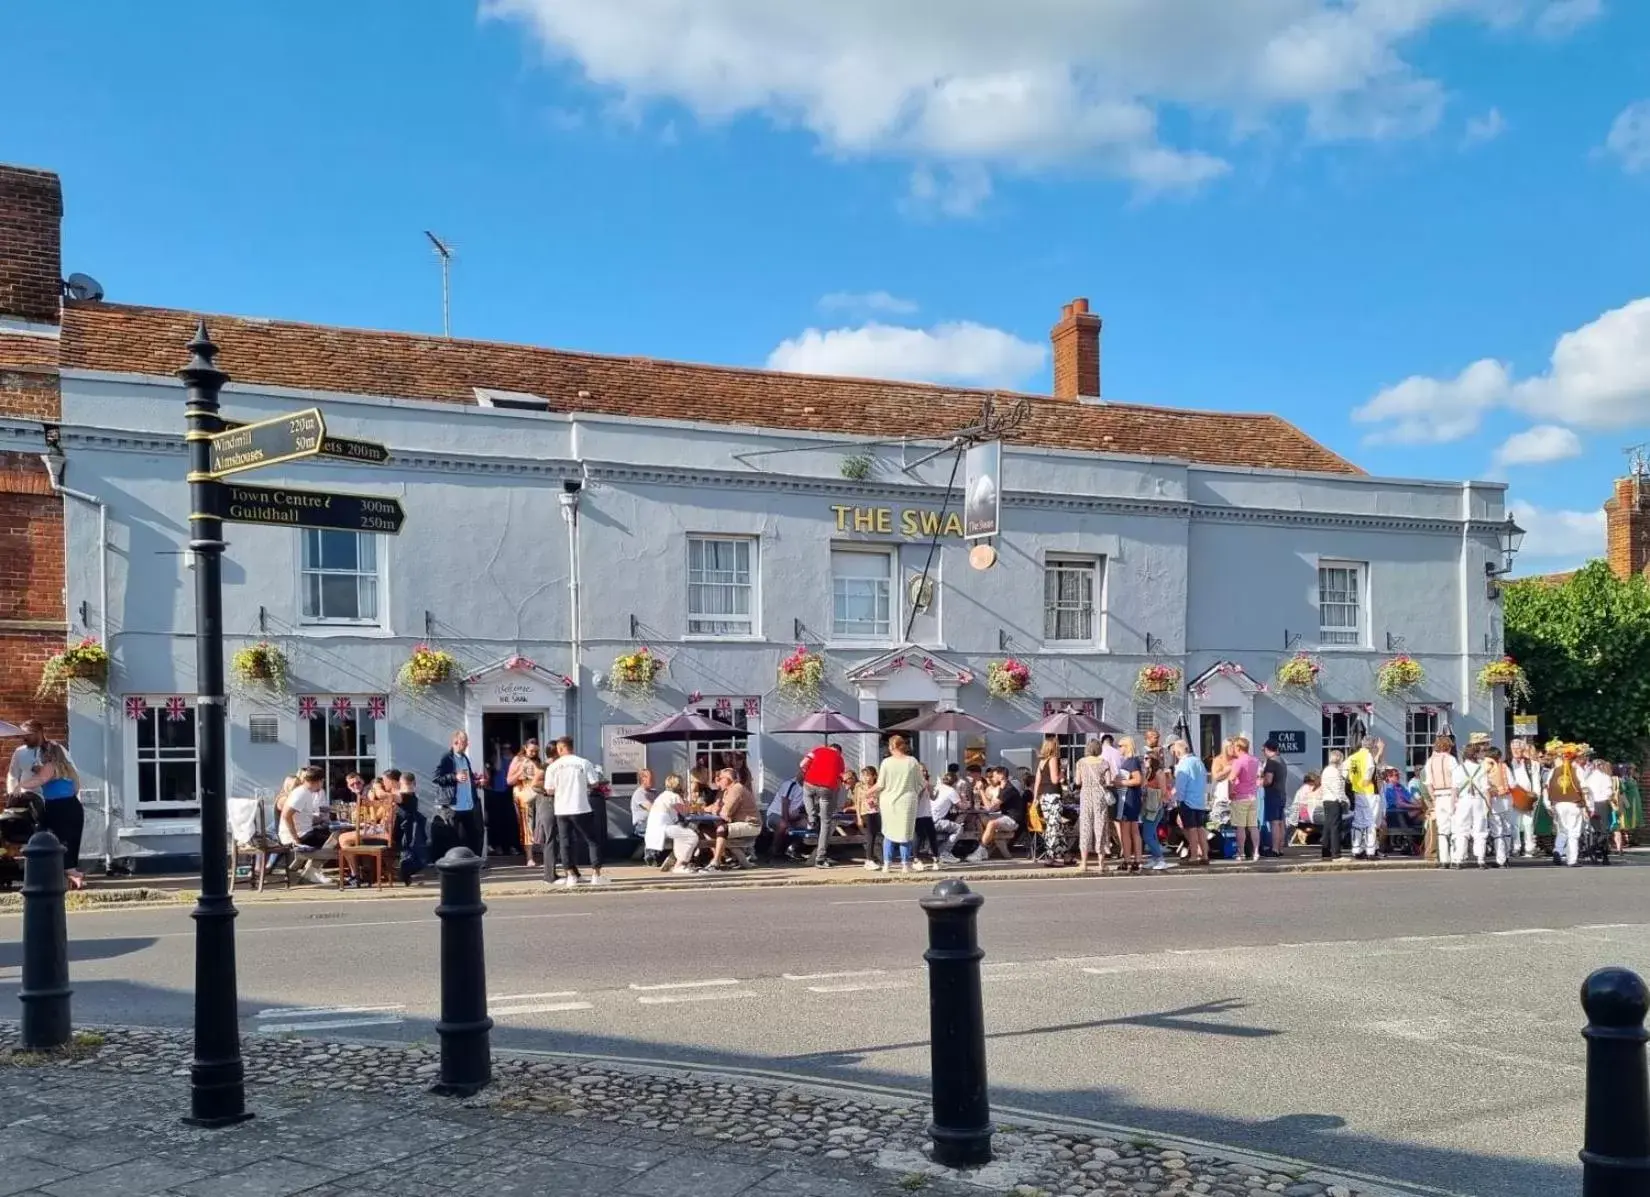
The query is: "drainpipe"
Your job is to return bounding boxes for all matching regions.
[1459,483,1472,728]
[558,478,582,742]
[40,445,115,873]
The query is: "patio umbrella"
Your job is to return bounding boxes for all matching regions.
[0,719,22,737]
[623,708,746,744]
[1018,707,1118,737]
[771,709,881,736]
[887,708,1001,735]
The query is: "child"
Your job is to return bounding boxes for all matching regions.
[1292,772,1322,845]
[854,765,882,870]
[393,773,429,885]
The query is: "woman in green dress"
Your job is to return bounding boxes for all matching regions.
[876,734,924,874]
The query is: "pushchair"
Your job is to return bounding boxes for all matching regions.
[0,791,44,890]
[1575,810,1611,865]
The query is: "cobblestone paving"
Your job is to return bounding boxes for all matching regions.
[0,1025,1379,1196]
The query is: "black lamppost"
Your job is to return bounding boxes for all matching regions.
[179,321,250,1127]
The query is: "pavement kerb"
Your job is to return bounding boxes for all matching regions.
[0,854,1453,913]
[494,1046,1469,1197]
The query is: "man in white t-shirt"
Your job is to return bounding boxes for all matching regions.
[5,720,46,794]
[932,772,966,862]
[279,766,335,884]
[543,737,606,888]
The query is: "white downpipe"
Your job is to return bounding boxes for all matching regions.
[1459,483,1472,724]
[560,417,584,741]
[41,453,115,870]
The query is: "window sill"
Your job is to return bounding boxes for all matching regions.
[1038,644,1110,655]
[681,633,764,643]
[1315,644,1373,654]
[298,623,393,639]
[121,821,202,837]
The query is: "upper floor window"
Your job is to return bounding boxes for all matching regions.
[1044,555,1102,644]
[302,531,379,623]
[832,548,894,641]
[1317,561,1365,647]
[687,536,756,636]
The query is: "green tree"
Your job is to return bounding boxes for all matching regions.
[1504,561,1650,760]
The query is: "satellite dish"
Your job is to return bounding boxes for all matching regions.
[64,273,105,302]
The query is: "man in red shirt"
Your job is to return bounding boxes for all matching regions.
[800,741,847,868]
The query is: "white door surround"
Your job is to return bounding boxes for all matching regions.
[462,656,571,761]
[1188,661,1262,747]
[844,646,972,772]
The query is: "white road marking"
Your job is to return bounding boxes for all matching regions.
[636,991,756,1005]
[1082,965,1156,976]
[1397,934,1465,943]
[1488,928,1556,936]
[628,978,740,992]
[492,1001,594,1015]
[829,899,914,906]
[806,981,914,993]
[491,991,578,1003]
[256,1016,407,1033]
[254,1004,405,1020]
[783,970,886,981]
[1575,923,1636,930]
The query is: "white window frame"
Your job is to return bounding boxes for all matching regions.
[830,546,898,644]
[1043,698,1106,775]
[1042,554,1106,649]
[1316,560,1367,649]
[685,535,759,639]
[126,696,202,824]
[298,530,384,628]
[1403,705,1451,773]
[1321,708,1364,767]
[304,697,385,806]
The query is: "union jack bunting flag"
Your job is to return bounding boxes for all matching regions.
[366,695,387,721]
[297,696,318,719]
[743,697,761,718]
[164,695,188,722]
[714,697,733,717]
[124,695,148,721]
[331,696,355,718]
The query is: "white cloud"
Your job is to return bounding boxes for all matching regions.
[818,291,920,317]
[483,0,1574,203]
[1605,100,1650,175]
[1356,296,1650,441]
[903,163,996,218]
[1509,499,1606,569]
[766,321,1046,388]
[1534,0,1604,38]
[1352,358,1510,444]
[1492,425,1584,469]
[1463,106,1507,146]
[1511,298,1650,428]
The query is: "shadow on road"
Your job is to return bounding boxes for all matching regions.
[0,936,157,970]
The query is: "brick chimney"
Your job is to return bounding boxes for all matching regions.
[0,164,62,327]
[1050,297,1101,402]
[1605,473,1650,580]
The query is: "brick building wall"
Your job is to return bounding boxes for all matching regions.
[0,164,66,738]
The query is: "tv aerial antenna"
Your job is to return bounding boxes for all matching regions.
[1626,442,1650,479]
[424,231,454,337]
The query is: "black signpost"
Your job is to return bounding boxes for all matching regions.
[178,323,403,1129]
[219,482,406,534]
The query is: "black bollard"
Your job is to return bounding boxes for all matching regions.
[19,830,72,1051]
[1580,967,1650,1197]
[920,879,993,1168]
[431,847,492,1097]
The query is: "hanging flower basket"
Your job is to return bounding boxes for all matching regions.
[1276,653,1323,691]
[1135,664,1183,696]
[986,658,1031,699]
[398,643,457,690]
[610,646,663,696]
[1476,655,1532,704]
[37,637,109,697]
[777,645,825,702]
[1376,655,1424,696]
[230,640,289,690]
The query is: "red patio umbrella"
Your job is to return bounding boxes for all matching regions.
[623,708,746,744]
[887,708,1001,735]
[771,709,881,736]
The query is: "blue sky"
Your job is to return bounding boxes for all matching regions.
[4,0,1648,571]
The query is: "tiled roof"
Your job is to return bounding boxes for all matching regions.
[59,301,1362,476]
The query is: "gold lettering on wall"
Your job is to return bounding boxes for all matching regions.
[833,505,967,539]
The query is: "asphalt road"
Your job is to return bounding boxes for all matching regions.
[4,860,1646,1197]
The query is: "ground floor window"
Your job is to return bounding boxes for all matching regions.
[1043,698,1103,774]
[1321,705,1370,766]
[128,696,201,821]
[302,696,382,805]
[1404,705,1450,772]
[689,697,756,790]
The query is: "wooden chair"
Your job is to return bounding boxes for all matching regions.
[229,797,291,892]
